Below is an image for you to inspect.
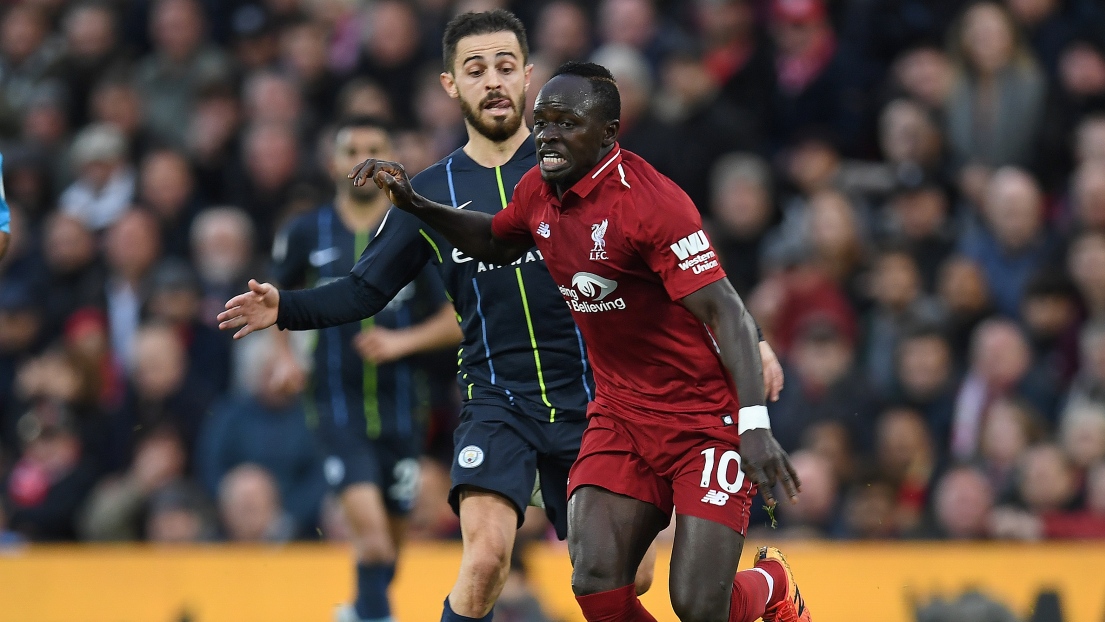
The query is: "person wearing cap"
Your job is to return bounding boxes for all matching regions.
[58,123,136,231]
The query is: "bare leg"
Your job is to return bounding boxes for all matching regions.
[668,515,751,622]
[634,540,659,595]
[447,488,519,617]
[568,485,667,596]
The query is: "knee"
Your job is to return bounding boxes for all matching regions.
[670,585,730,622]
[570,550,628,597]
[462,527,512,589]
[352,529,396,564]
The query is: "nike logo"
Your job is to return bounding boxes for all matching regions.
[457,200,472,209]
[309,247,342,267]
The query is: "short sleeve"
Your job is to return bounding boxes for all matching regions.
[633,185,727,301]
[491,201,534,246]
[270,216,311,288]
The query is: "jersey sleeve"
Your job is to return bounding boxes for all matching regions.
[270,216,311,288]
[350,207,436,305]
[632,184,727,301]
[490,178,535,245]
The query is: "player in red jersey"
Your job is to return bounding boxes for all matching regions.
[350,62,810,622]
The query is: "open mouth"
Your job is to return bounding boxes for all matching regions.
[539,149,569,173]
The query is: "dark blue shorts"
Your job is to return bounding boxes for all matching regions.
[449,400,586,540]
[316,418,421,516]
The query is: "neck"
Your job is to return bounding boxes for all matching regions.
[462,122,530,168]
[335,192,390,233]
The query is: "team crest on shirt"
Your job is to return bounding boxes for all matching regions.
[589,220,609,260]
[458,445,485,468]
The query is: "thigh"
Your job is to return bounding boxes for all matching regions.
[376,435,421,516]
[568,485,668,595]
[448,402,538,529]
[318,418,384,495]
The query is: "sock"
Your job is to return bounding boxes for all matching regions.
[575,584,658,622]
[728,569,773,622]
[440,596,492,621]
[757,558,789,608]
[355,564,393,620]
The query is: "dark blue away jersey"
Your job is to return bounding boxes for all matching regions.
[349,140,593,422]
[272,203,446,438]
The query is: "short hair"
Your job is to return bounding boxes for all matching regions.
[550,61,621,122]
[442,10,529,72]
[334,115,393,136]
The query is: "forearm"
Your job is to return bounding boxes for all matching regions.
[407,195,524,264]
[277,275,387,330]
[685,282,765,409]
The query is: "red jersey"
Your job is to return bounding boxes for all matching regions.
[491,145,740,422]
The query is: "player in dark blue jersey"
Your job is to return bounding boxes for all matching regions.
[218,11,785,622]
[269,117,462,622]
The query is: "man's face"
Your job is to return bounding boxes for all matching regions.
[332,126,392,200]
[533,74,617,188]
[443,32,531,142]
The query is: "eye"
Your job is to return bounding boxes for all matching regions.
[500,65,514,74]
[534,120,547,128]
[468,68,483,77]
[559,120,574,129]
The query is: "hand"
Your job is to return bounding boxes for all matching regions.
[348,158,415,209]
[268,351,307,396]
[739,428,800,507]
[353,326,411,364]
[759,341,784,402]
[217,279,280,339]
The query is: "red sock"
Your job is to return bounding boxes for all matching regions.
[729,569,772,622]
[575,584,658,622]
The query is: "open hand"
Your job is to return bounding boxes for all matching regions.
[348,159,415,209]
[739,428,800,507]
[759,341,784,402]
[217,279,280,339]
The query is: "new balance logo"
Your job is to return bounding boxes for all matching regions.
[536,222,551,238]
[670,230,710,260]
[701,490,729,506]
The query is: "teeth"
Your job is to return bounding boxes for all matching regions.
[542,155,564,165]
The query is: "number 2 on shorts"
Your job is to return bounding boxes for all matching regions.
[700,448,746,493]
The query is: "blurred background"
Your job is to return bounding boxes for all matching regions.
[2,0,1105,620]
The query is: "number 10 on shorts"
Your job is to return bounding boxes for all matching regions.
[700,447,746,493]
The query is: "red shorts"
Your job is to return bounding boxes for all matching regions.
[568,412,757,535]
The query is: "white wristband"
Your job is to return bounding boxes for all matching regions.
[737,405,771,434]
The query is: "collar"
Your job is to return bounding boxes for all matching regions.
[546,144,624,202]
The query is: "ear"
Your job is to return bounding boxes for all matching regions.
[523,63,534,94]
[602,119,620,147]
[440,71,459,100]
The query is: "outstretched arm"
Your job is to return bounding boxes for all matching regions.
[353,302,463,364]
[682,278,800,506]
[217,276,390,338]
[349,159,531,265]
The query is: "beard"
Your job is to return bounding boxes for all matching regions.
[460,90,525,142]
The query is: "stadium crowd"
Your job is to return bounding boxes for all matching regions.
[2,0,1105,553]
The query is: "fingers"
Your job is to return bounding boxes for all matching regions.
[218,314,247,331]
[350,159,377,186]
[746,464,777,507]
[233,324,256,340]
[778,458,801,502]
[223,292,253,310]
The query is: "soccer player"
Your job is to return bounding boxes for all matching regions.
[0,153,10,260]
[219,11,783,622]
[348,61,811,622]
[269,116,463,622]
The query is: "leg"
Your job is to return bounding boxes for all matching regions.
[446,488,519,617]
[569,486,667,622]
[634,539,658,596]
[668,515,747,622]
[340,484,400,622]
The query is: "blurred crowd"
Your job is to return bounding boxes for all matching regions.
[3,0,1105,550]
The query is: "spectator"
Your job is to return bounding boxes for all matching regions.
[227,122,303,244]
[959,167,1054,318]
[145,480,218,543]
[878,99,946,187]
[134,0,232,147]
[837,475,898,539]
[55,2,127,129]
[217,463,295,542]
[874,407,937,534]
[1067,320,1105,407]
[951,318,1060,460]
[935,255,993,358]
[1069,230,1105,319]
[770,317,878,453]
[1058,401,1105,470]
[696,0,774,133]
[889,44,956,112]
[0,283,46,450]
[705,153,775,296]
[279,19,341,119]
[1012,443,1080,514]
[227,4,279,73]
[532,1,591,67]
[78,425,187,540]
[1037,460,1105,538]
[590,44,674,170]
[1068,160,1105,234]
[59,123,135,231]
[596,0,685,74]
[1020,270,1080,385]
[189,207,257,329]
[185,83,242,203]
[89,78,153,165]
[771,450,839,539]
[146,260,231,395]
[888,327,959,449]
[37,214,106,340]
[1036,37,1105,191]
[945,3,1046,205]
[137,149,203,259]
[2,401,97,541]
[1075,113,1105,166]
[0,5,63,122]
[1006,0,1080,79]
[103,209,162,370]
[929,464,995,539]
[880,181,955,291]
[197,333,323,536]
[977,397,1046,495]
[355,0,424,123]
[105,323,212,473]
